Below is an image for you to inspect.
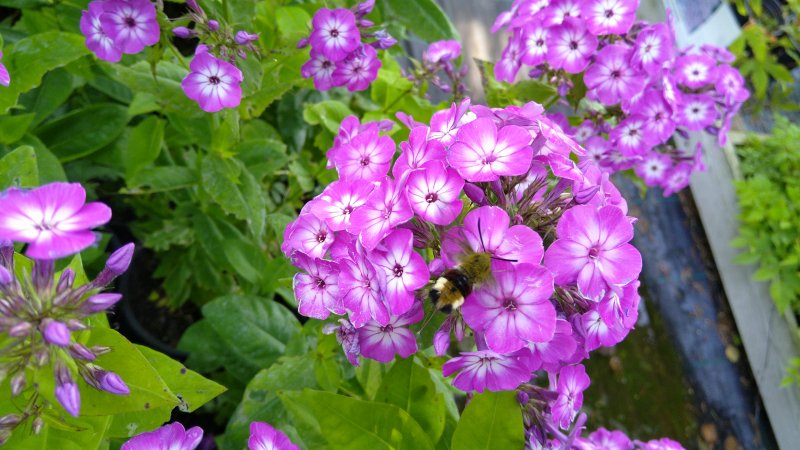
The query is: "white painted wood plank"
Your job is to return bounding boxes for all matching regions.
[690,135,800,450]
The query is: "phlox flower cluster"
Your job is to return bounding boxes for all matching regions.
[492,1,749,195]
[298,0,395,92]
[80,0,160,63]
[0,183,135,443]
[122,420,299,450]
[283,98,656,447]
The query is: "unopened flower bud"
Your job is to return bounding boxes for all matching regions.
[296,37,309,49]
[9,321,32,337]
[172,26,195,38]
[41,319,71,347]
[69,343,96,361]
[463,183,486,205]
[0,265,12,285]
[359,19,375,28]
[516,391,530,405]
[0,430,10,446]
[10,372,26,396]
[55,365,80,417]
[98,371,130,395]
[0,414,21,429]
[0,240,14,269]
[32,259,54,293]
[428,258,444,277]
[207,20,219,31]
[83,293,123,313]
[355,0,375,17]
[32,417,44,435]
[93,243,134,287]
[91,345,112,356]
[235,30,259,45]
[56,268,75,294]
[34,348,49,367]
[186,0,203,14]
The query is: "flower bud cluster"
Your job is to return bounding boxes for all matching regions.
[406,40,468,101]
[493,2,749,195]
[0,182,133,434]
[299,0,396,91]
[283,98,657,447]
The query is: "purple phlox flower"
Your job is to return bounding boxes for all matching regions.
[715,65,750,105]
[610,115,653,157]
[514,160,549,203]
[248,421,300,450]
[182,51,243,113]
[41,318,71,347]
[529,318,578,372]
[348,178,413,250]
[661,162,692,197]
[581,0,639,35]
[510,0,551,27]
[358,300,423,363]
[308,180,374,232]
[581,304,628,350]
[462,262,556,353]
[676,93,717,131]
[495,31,524,82]
[122,422,203,450]
[406,161,464,226]
[310,8,360,62]
[392,126,447,178]
[235,30,259,45]
[100,0,160,55]
[585,428,634,450]
[286,213,333,259]
[599,280,640,330]
[292,251,342,320]
[80,1,122,62]
[636,438,686,450]
[371,229,429,316]
[633,90,676,144]
[329,230,355,260]
[334,128,395,182]
[323,319,362,366]
[492,9,515,33]
[543,204,641,300]
[584,44,645,106]
[339,244,389,327]
[301,50,338,91]
[442,347,535,392]
[0,182,111,260]
[573,121,596,144]
[331,44,381,92]
[396,111,427,130]
[551,364,590,429]
[631,23,673,74]
[547,18,597,74]
[580,136,611,169]
[328,116,381,166]
[448,118,533,182]
[428,98,475,148]
[442,206,545,268]
[674,54,716,89]
[585,168,630,215]
[634,153,673,187]
[535,116,587,157]
[424,40,461,65]
[660,73,680,110]
[521,21,549,66]
[543,0,582,26]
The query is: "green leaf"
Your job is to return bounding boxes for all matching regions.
[303,100,354,134]
[222,356,319,450]
[112,61,198,113]
[126,166,197,193]
[34,103,129,162]
[0,31,89,113]
[178,320,227,373]
[276,6,311,40]
[509,79,558,105]
[201,154,267,238]
[125,116,165,180]
[202,295,302,380]
[17,134,67,183]
[0,113,35,144]
[3,415,112,449]
[278,389,435,450]
[375,358,446,443]
[0,145,38,189]
[137,345,227,412]
[381,0,459,42]
[18,68,74,128]
[451,391,525,450]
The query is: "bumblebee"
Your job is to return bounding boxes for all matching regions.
[428,252,492,313]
